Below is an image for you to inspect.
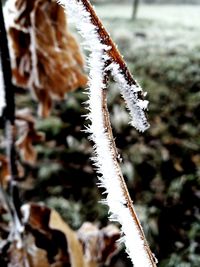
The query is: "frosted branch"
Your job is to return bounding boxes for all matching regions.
[57,0,156,266]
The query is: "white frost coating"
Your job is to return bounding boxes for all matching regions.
[0,61,6,116]
[58,1,152,266]
[107,62,150,132]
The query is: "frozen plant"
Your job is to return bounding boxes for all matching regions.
[58,0,157,266]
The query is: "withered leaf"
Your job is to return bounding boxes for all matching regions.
[0,155,9,187]
[0,155,24,187]
[21,203,76,267]
[7,235,50,267]
[6,0,88,117]
[78,222,120,266]
[16,111,45,165]
[21,203,121,267]
[49,208,85,267]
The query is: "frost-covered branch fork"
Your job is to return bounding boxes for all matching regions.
[77,0,145,101]
[59,0,149,131]
[81,1,149,130]
[58,0,156,266]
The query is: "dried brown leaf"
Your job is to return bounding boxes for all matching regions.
[16,112,45,165]
[0,155,10,187]
[21,203,73,267]
[49,209,86,267]
[21,203,121,267]
[7,234,50,267]
[8,28,31,88]
[0,155,24,187]
[6,0,88,117]
[78,222,120,266]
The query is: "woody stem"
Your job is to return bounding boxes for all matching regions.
[0,0,22,231]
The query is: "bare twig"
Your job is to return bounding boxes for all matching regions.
[0,2,29,266]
